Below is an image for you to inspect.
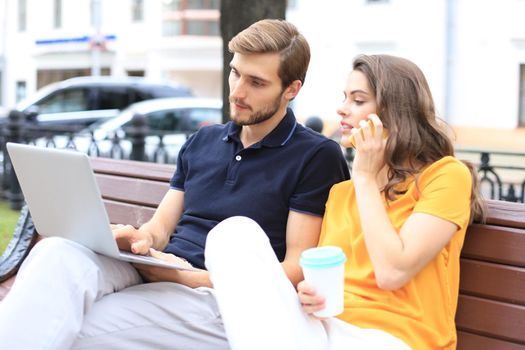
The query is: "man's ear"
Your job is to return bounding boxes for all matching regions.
[284,80,302,101]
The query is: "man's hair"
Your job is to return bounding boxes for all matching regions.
[353,54,486,222]
[228,19,310,88]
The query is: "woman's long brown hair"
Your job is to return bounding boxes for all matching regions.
[353,54,486,223]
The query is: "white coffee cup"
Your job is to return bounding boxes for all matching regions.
[300,246,346,318]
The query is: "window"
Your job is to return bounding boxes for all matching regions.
[36,88,90,113]
[163,0,182,11]
[186,0,219,10]
[97,87,131,110]
[144,110,183,131]
[518,64,525,126]
[18,0,27,32]
[184,108,221,130]
[162,0,220,36]
[187,20,219,36]
[126,70,145,77]
[123,108,221,132]
[162,20,183,36]
[16,81,26,102]
[162,0,218,10]
[36,68,110,89]
[54,0,62,28]
[131,0,144,21]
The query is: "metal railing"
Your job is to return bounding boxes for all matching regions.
[2,111,525,209]
[0,110,190,209]
[455,148,525,203]
[344,147,525,203]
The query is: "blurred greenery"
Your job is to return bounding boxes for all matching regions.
[0,201,19,254]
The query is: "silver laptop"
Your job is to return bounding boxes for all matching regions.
[6,142,196,271]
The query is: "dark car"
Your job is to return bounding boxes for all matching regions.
[6,76,193,128]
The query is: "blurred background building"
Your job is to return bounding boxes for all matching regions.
[0,0,524,148]
[0,0,222,106]
[287,0,525,147]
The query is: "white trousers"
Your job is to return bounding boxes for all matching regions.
[205,216,412,350]
[0,217,411,350]
[0,236,229,349]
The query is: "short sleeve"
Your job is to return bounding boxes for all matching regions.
[289,140,350,216]
[170,133,197,191]
[414,157,472,230]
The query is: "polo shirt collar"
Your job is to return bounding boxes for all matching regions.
[222,108,297,148]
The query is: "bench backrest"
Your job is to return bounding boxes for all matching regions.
[91,157,175,226]
[456,200,525,349]
[93,158,525,349]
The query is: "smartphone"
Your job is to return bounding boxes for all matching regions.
[341,120,388,148]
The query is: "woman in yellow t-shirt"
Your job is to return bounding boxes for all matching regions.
[296,54,486,349]
[204,54,485,350]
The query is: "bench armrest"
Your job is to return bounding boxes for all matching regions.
[0,205,39,282]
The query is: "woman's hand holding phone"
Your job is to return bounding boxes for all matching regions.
[341,115,388,149]
[347,114,388,182]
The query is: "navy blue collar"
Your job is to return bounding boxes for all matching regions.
[222,108,297,148]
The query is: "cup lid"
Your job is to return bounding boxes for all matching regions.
[300,246,346,269]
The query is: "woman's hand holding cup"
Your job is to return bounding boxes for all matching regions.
[297,280,326,317]
[299,246,346,318]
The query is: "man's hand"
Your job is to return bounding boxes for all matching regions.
[133,248,191,282]
[150,248,193,269]
[133,248,212,288]
[112,224,154,255]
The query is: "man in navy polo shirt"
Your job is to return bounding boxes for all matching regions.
[0,19,349,349]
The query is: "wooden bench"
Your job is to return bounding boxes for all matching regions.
[456,199,525,349]
[1,157,524,349]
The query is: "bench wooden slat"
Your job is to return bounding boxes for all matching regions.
[460,259,525,305]
[95,174,170,207]
[456,295,525,344]
[103,200,156,227]
[90,157,175,182]
[485,200,525,229]
[457,331,525,350]
[462,224,525,267]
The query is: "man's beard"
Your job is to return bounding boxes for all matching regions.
[230,93,284,126]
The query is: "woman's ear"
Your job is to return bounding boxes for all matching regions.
[284,80,302,101]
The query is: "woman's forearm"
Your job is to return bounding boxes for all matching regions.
[353,176,407,289]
